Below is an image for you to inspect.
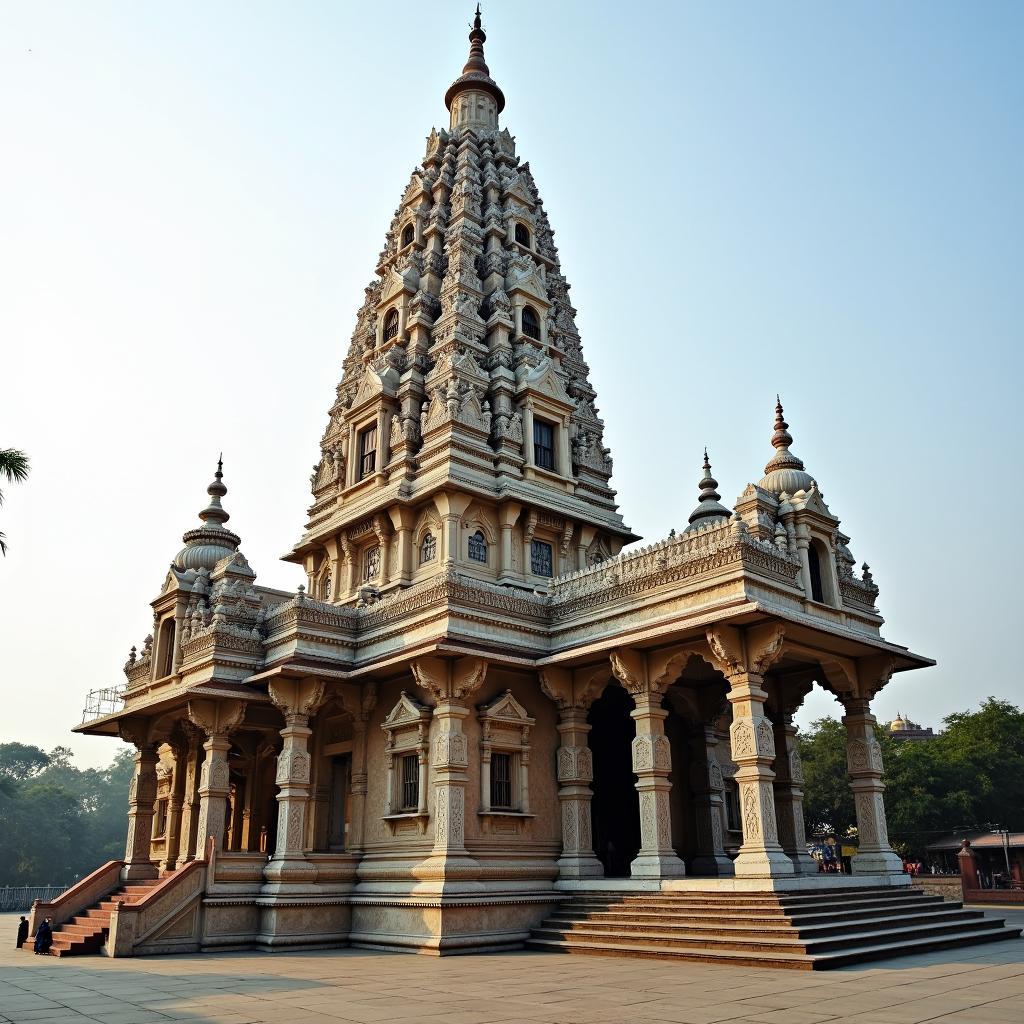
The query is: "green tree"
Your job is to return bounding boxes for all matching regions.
[0,447,30,555]
[799,717,856,838]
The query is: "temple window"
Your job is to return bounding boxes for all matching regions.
[401,224,415,249]
[381,692,431,826]
[530,539,554,577]
[514,222,531,248]
[383,307,400,342]
[724,780,741,833]
[358,424,377,479]
[420,532,437,563]
[363,544,381,581]
[468,530,487,563]
[807,542,825,603]
[399,754,419,811]
[319,568,332,601]
[478,690,535,820]
[152,797,168,838]
[533,419,555,470]
[157,617,176,678]
[521,304,541,340]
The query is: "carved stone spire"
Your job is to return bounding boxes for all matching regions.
[759,397,814,497]
[684,449,731,533]
[445,5,505,131]
[174,457,241,571]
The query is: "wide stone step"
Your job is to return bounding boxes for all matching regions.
[809,926,1022,968]
[526,936,816,970]
[533,925,807,954]
[544,907,983,941]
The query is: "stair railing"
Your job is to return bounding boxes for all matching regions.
[27,861,124,937]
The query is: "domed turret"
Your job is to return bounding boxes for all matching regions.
[758,397,815,497]
[445,5,505,131]
[684,450,731,533]
[174,457,241,571]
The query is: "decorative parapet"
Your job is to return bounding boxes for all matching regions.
[549,519,801,616]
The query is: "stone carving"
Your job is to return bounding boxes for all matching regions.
[742,786,761,840]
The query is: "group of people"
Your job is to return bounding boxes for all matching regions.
[15,915,53,954]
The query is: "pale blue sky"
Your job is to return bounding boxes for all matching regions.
[1,1,1021,766]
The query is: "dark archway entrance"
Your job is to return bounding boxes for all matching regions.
[587,683,640,877]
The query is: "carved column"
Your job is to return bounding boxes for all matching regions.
[688,727,733,877]
[842,697,903,874]
[772,715,816,874]
[122,739,159,881]
[188,699,245,856]
[555,707,602,879]
[178,734,202,862]
[411,656,487,891]
[708,625,794,878]
[610,650,686,879]
[345,682,377,854]
[264,678,326,889]
[161,740,188,872]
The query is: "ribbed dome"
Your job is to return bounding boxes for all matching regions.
[758,398,815,497]
[174,459,241,571]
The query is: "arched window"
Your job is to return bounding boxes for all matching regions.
[807,542,825,603]
[320,569,332,601]
[514,222,531,248]
[468,531,487,563]
[383,308,400,343]
[401,224,415,248]
[364,545,381,581]
[420,532,436,564]
[522,305,541,341]
[158,617,176,678]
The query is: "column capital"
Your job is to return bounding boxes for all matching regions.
[411,655,487,705]
[706,623,785,681]
[267,677,327,723]
[187,697,246,739]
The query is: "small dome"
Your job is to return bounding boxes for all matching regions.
[758,397,815,496]
[684,450,731,533]
[173,458,241,571]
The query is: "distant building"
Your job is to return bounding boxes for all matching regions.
[887,712,936,742]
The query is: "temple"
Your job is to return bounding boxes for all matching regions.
[39,9,1018,965]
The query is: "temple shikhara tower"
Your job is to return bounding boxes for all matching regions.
[44,10,1018,965]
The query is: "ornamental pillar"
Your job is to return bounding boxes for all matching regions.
[178,734,202,862]
[347,684,377,854]
[264,678,327,889]
[610,650,686,879]
[122,741,159,881]
[187,698,246,856]
[725,672,793,877]
[842,698,903,874]
[688,727,734,877]
[772,715,817,875]
[555,707,602,879]
[411,655,487,892]
[707,624,793,878]
[161,740,188,872]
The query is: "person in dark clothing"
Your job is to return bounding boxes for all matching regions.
[33,918,53,955]
[16,916,29,949]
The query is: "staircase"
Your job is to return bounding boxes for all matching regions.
[527,887,1022,969]
[23,879,161,957]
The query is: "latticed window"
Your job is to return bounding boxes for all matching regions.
[359,424,377,479]
[400,754,419,811]
[401,224,414,248]
[320,570,332,601]
[514,222,531,248]
[383,307,400,342]
[490,752,513,809]
[363,544,380,581]
[533,419,555,470]
[530,539,554,577]
[420,532,436,563]
[468,530,487,563]
[522,305,541,340]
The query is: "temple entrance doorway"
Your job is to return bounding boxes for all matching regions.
[587,683,640,877]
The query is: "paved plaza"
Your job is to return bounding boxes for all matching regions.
[2,911,1022,1024]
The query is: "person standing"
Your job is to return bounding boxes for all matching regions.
[33,918,53,955]
[16,916,29,949]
